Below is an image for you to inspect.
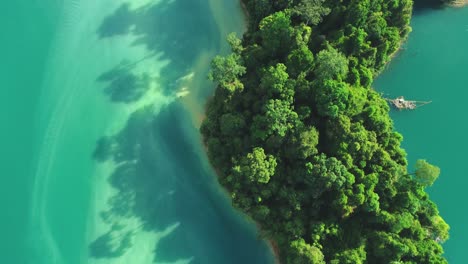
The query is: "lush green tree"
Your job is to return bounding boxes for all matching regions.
[315,80,349,118]
[259,11,293,57]
[292,0,330,25]
[330,246,366,264]
[208,54,246,94]
[233,147,277,184]
[414,159,441,187]
[367,12,387,42]
[286,44,314,77]
[252,99,299,140]
[288,239,325,264]
[286,126,319,159]
[346,0,370,28]
[430,215,450,243]
[314,46,349,81]
[227,32,244,54]
[260,63,290,98]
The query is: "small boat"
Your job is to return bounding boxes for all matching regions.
[385,96,431,110]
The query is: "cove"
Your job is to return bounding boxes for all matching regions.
[0,0,274,263]
[374,5,468,263]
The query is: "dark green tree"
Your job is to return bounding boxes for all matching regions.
[292,0,330,25]
[233,147,277,184]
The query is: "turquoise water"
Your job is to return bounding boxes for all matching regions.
[0,0,273,263]
[0,1,57,262]
[375,6,468,263]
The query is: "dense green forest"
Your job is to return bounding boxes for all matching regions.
[201,0,449,263]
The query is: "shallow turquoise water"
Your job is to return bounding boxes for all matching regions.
[0,0,273,263]
[375,6,468,263]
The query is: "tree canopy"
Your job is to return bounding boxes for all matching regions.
[201,0,449,262]
[414,159,441,187]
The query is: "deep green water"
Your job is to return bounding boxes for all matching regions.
[375,6,468,263]
[0,0,274,263]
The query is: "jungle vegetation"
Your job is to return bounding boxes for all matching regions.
[201,0,449,263]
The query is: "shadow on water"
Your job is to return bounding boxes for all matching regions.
[89,224,133,258]
[97,0,219,98]
[412,0,447,14]
[91,103,270,263]
[90,0,271,263]
[97,59,153,103]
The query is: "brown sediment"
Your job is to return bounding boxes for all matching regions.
[178,51,213,129]
[269,239,281,264]
[180,94,205,128]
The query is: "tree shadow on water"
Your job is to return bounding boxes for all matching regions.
[97,60,153,103]
[90,0,271,262]
[97,0,220,96]
[89,104,194,262]
[90,102,272,264]
[89,224,134,259]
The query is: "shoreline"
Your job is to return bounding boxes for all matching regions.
[193,1,280,262]
[200,128,282,263]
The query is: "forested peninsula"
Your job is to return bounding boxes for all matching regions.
[201,0,449,263]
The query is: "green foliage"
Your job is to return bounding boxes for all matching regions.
[414,159,441,187]
[234,147,277,184]
[259,11,294,58]
[227,32,244,54]
[430,215,450,243]
[252,99,298,140]
[220,113,246,136]
[315,80,350,117]
[287,126,319,159]
[202,0,449,262]
[288,238,325,264]
[314,47,349,81]
[292,0,330,26]
[208,54,246,94]
[330,245,366,264]
[260,63,290,97]
[287,44,314,77]
[346,0,370,28]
